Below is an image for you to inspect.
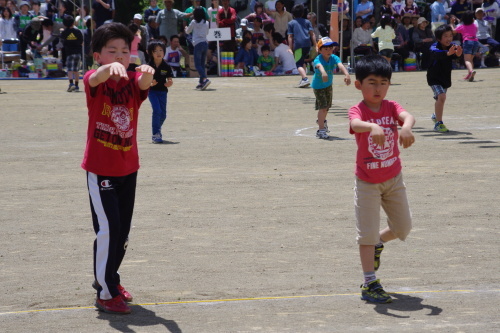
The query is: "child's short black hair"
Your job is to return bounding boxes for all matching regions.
[355,55,392,82]
[461,10,474,25]
[272,32,284,44]
[240,37,252,48]
[91,22,134,54]
[292,4,304,18]
[434,24,453,41]
[170,34,179,42]
[63,14,74,28]
[147,39,166,56]
[261,44,270,52]
[193,7,206,23]
[128,22,139,34]
[42,18,53,27]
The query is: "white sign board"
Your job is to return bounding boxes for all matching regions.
[207,28,232,42]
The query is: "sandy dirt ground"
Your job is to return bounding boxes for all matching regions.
[0,68,499,332]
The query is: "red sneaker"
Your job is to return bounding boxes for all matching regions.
[95,295,131,314]
[118,284,133,302]
[92,281,133,302]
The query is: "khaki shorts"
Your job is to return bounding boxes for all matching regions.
[354,173,412,245]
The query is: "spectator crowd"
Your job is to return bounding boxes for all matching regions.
[0,0,499,79]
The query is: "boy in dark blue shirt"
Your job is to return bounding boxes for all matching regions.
[426,24,462,133]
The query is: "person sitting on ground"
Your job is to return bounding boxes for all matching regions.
[257,44,276,74]
[234,36,259,75]
[165,34,188,76]
[272,32,310,87]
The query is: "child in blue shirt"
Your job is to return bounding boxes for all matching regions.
[311,37,351,139]
[234,37,259,76]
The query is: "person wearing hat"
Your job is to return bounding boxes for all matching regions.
[401,12,412,29]
[14,1,32,36]
[236,18,253,39]
[311,37,350,139]
[412,16,435,69]
[92,0,115,29]
[352,17,375,56]
[475,7,500,61]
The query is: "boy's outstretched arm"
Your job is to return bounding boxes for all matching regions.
[136,64,155,90]
[315,63,328,82]
[337,62,351,85]
[89,62,128,87]
[351,118,386,146]
[398,111,416,149]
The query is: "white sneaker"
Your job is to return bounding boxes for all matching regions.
[298,78,310,88]
[316,129,329,139]
[316,120,330,133]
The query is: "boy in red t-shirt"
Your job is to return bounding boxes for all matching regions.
[81,22,154,314]
[348,55,415,304]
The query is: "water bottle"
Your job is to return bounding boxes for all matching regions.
[395,62,399,72]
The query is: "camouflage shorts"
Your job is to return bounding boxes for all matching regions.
[313,85,333,110]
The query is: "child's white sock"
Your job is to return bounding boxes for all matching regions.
[363,271,377,286]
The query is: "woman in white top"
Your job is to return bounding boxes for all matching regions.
[0,7,17,50]
[352,18,375,56]
[185,7,210,90]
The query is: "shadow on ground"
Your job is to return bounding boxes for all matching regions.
[371,293,443,318]
[96,305,182,333]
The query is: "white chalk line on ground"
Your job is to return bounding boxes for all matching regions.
[1,289,498,316]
